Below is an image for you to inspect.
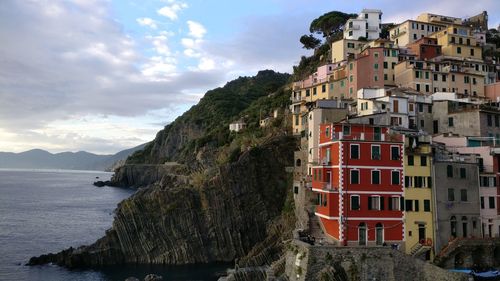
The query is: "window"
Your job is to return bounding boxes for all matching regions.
[481,197,485,209]
[389,197,400,210]
[457,46,461,54]
[351,195,360,210]
[464,76,470,84]
[383,61,388,69]
[487,114,493,126]
[391,171,400,185]
[414,176,423,188]
[350,75,353,82]
[408,155,414,166]
[460,189,468,202]
[413,33,417,40]
[351,170,359,184]
[364,13,368,19]
[349,63,353,70]
[372,170,380,185]
[391,146,400,160]
[489,197,496,209]
[368,196,381,210]
[343,125,350,135]
[448,188,455,201]
[349,31,353,36]
[424,200,431,212]
[433,74,438,81]
[374,63,379,69]
[374,52,379,58]
[448,117,454,127]
[420,156,427,166]
[405,199,413,211]
[384,74,388,81]
[416,84,420,92]
[371,145,381,160]
[350,144,359,159]
[374,75,378,82]
[452,74,455,82]
[428,176,432,188]
[405,176,411,187]
[306,89,310,96]
[414,200,420,212]
[460,168,466,178]
[416,71,421,78]
[322,84,326,93]
[425,84,430,92]
[313,87,317,95]
[447,165,453,177]
[428,105,432,113]
[470,49,474,56]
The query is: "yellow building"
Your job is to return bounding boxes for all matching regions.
[394,60,485,96]
[416,13,462,25]
[389,20,445,47]
[403,135,435,260]
[331,39,364,63]
[430,25,482,60]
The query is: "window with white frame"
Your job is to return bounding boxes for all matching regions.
[368,196,381,210]
[351,170,360,184]
[371,145,381,160]
[389,196,400,211]
[351,195,360,210]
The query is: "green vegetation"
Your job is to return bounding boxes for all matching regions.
[294,11,355,80]
[127,70,290,164]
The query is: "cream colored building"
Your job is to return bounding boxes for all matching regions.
[331,39,364,63]
[389,20,445,46]
[430,25,482,61]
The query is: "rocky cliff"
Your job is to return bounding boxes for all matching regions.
[29,135,295,268]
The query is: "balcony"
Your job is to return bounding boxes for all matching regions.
[324,132,404,143]
[315,181,338,191]
[367,25,378,32]
[346,24,360,30]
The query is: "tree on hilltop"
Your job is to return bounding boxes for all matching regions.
[299,34,321,49]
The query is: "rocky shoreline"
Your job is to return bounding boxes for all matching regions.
[28,136,296,270]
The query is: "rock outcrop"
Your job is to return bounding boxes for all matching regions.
[29,136,295,268]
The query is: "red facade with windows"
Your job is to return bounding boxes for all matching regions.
[312,123,405,246]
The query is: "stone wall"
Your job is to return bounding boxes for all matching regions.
[284,240,469,281]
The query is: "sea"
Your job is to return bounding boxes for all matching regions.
[0,169,229,281]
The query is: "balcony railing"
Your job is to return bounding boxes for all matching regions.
[367,25,378,32]
[315,181,338,191]
[346,24,360,30]
[324,132,404,143]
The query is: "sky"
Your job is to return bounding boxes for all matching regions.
[1,0,499,154]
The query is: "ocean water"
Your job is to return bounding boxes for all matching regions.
[0,169,228,281]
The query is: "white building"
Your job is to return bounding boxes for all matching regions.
[229,120,246,132]
[344,9,382,40]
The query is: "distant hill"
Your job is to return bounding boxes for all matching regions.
[0,143,147,171]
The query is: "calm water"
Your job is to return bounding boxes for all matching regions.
[0,169,229,281]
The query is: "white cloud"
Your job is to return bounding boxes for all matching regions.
[197,57,215,71]
[157,1,188,21]
[186,20,206,39]
[136,17,157,29]
[0,0,230,153]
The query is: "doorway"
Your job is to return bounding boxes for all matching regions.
[418,224,426,242]
[359,223,367,246]
[376,223,383,245]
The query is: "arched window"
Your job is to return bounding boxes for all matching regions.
[450,216,457,238]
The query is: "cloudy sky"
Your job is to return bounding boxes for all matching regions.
[1,0,499,154]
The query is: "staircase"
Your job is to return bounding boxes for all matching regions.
[410,242,431,257]
[309,213,326,244]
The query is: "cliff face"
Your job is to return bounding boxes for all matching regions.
[29,136,295,268]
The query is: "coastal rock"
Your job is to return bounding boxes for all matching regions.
[29,136,295,268]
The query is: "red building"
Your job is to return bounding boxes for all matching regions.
[312,123,405,246]
[407,37,442,60]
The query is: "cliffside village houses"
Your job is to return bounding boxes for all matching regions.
[288,9,500,261]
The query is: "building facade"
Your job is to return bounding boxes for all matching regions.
[312,123,405,247]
